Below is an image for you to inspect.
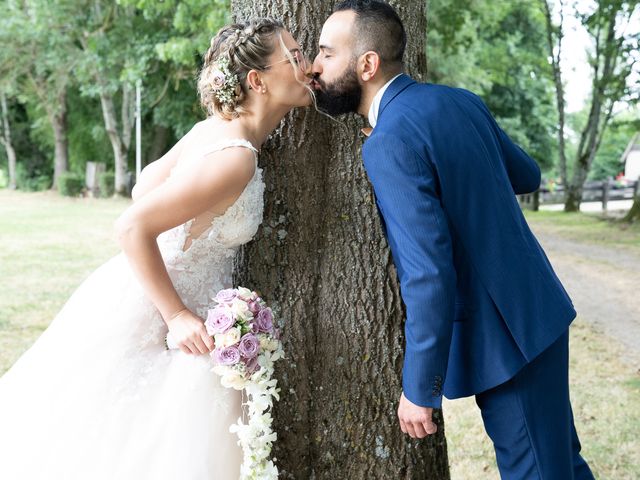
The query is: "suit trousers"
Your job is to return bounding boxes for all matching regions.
[475,331,595,480]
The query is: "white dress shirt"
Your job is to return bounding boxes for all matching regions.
[367,74,403,128]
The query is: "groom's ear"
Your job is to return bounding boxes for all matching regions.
[359,51,381,82]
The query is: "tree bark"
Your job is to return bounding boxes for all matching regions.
[540,0,568,186]
[623,198,640,222]
[0,92,17,190]
[51,89,69,190]
[146,124,171,165]
[99,89,131,196]
[623,177,640,222]
[232,1,449,479]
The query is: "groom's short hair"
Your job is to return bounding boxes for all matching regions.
[334,0,406,69]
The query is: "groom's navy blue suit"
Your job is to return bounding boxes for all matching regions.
[362,74,594,479]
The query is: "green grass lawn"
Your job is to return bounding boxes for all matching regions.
[0,190,638,478]
[0,189,129,371]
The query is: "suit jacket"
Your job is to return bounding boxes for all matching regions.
[362,74,576,408]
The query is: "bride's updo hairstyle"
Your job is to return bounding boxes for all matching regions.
[198,18,285,120]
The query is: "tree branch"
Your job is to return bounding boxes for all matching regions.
[148,77,171,110]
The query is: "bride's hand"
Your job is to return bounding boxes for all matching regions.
[166,309,215,355]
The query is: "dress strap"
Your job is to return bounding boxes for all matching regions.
[199,138,259,160]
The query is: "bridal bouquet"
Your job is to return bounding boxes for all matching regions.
[207,287,284,479]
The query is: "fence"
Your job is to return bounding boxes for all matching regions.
[519,178,639,211]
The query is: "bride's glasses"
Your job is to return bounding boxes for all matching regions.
[264,49,307,71]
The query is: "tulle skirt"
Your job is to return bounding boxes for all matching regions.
[0,254,242,480]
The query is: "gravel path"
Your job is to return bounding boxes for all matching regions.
[530,225,640,368]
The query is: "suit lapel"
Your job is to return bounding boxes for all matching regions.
[377,74,416,124]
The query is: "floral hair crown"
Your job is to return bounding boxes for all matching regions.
[210,57,240,106]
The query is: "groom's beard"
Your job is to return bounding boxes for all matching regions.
[314,65,362,116]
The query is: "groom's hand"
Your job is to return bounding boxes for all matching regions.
[398,392,437,439]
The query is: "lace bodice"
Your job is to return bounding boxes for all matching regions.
[157,138,264,318]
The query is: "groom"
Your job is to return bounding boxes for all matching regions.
[311,1,594,478]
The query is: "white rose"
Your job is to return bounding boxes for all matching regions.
[221,370,247,390]
[221,327,241,347]
[236,287,254,301]
[259,334,279,352]
[214,333,226,347]
[231,298,253,320]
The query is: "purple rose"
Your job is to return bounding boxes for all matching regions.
[213,346,241,366]
[215,288,237,305]
[255,308,274,333]
[205,306,235,335]
[245,355,260,374]
[247,300,262,315]
[238,333,260,359]
[211,71,226,90]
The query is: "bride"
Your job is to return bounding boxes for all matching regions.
[0,18,311,479]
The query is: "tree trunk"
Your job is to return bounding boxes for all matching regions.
[541,0,568,186]
[232,1,450,479]
[564,184,582,212]
[146,124,171,164]
[99,90,129,196]
[623,178,640,222]
[543,0,631,214]
[0,92,17,190]
[623,198,640,222]
[51,89,69,190]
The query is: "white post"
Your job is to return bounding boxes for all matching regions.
[135,79,142,182]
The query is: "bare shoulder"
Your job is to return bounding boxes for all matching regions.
[169,143,257,197]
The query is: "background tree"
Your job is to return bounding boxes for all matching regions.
[0,0,81,190]
[123,0,230,158]
[541,0,640,211]
[588,109,639,179]
[0,0,50,191]
[622,114,640,221]
[428,0,558,172]
[73,1,146,195]
[232,1,450,478]
[0,0,231,194]
[0,92,17,190]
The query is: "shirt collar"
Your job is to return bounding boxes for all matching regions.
[367,74,403,128]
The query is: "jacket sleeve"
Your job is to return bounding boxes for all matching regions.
[496,126,542,195]
[363,133,456,409]
[463,90,541,194]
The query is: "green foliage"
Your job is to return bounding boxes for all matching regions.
[3,99,51,189]
[125,0,230,67]
[0,169,8,189]
[590,114,638,180]
[130,0,231,136]
[0,0,231,186]
[57,172,85,197]
[16,163,51,191]
[428,0,558,171]
[66,90,112,173]
[98,171,115,198]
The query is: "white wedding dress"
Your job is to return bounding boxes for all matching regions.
[0,139,264,480]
